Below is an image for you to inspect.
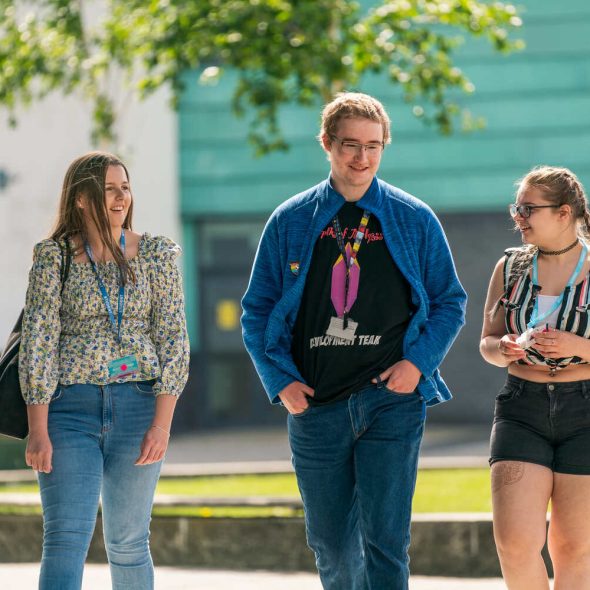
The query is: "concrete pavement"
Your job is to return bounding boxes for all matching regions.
[0,423,492,483]
[0,564,511,589]
[164,422,492,466]
[0,424,500,586]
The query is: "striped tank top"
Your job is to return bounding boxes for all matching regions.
[501,247,590,372]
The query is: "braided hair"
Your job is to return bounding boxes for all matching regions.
[491,165,589,318]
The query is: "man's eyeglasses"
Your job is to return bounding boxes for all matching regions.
[330,135,384,156]
[509,203,560,219]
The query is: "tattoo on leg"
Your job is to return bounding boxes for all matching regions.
[492,462,525,493]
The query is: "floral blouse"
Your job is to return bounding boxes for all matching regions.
[19,234,190,404]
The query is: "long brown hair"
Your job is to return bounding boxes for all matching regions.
[50,151,134,283]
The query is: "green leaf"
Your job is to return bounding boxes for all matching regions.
[0,0,523,154]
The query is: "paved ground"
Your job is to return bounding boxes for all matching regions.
[1,424,498,588]
[0,423,492,483]
[164,422,492,466]
[0,564,511,589]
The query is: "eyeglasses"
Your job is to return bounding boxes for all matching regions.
[330,135,384,156]
[509,203,560,219]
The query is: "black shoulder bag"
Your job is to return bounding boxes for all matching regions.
[0,240,71,439]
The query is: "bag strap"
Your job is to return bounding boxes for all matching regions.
[1,241,70,358]
[57,238,72,294]
[503,249,518,294]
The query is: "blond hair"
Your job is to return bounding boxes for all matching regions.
[318,92,391,145]
[519,165,589,233]
[507,166,589,294]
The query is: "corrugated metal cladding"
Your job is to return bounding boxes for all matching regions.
[175,1,590,428]
[179,0,590,216]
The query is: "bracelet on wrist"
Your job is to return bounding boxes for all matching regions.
[150,425,170,437]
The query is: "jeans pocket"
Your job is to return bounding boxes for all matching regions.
[378,382,416,398]
[495,383,518,402]
[132,380,156,396]
[388,389,417,398]
[291,405,313,418]
[50,386,64,402]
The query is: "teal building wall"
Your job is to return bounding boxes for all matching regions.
[177,0,590,428]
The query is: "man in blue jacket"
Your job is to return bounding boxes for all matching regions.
[241,92,466,589]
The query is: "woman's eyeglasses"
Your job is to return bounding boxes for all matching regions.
[509,203,560,219]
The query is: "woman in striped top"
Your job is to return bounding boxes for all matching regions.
[480,166,590,589]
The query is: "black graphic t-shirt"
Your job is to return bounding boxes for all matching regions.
[291,201,414,404]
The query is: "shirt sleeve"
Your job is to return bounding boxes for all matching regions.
[402,211,467,379]
[147,236,190,397]
[241,214,303,404]
[19,240,63,404]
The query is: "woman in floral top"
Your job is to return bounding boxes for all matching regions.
[19,151,189,590]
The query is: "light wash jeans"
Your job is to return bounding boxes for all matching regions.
[38,381,161,590]
[288,383,426,590]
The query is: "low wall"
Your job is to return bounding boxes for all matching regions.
[0,513,554,577]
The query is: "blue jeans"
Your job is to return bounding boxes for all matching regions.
[38,381,161,590]
[288,383,426,590]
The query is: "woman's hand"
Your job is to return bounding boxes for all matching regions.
[532,328,590,360]
[498,334,528,364]
[135,393,176,465]
[25,404,52,473]
[26,432,53,473]
[135,425,169,466]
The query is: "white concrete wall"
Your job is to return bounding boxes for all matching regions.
[0,89,178,342]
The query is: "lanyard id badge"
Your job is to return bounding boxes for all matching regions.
[326,316,359,341]
[528,243,588,329]
[107,354,139,380]
[85,231,139,381]
[325,210,370,342]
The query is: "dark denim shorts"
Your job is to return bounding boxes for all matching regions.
[490,374,590,475]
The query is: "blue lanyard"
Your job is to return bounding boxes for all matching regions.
[84,231,126,343]
[528,242,587,329]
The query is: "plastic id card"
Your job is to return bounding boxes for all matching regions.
[107,354,139,381]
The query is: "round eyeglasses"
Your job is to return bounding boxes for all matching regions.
[509,203,560,219]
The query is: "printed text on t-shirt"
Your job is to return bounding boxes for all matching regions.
[319,226,383,243]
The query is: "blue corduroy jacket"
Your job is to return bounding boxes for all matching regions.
[241,176,467,407]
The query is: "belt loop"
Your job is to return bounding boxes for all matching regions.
[582,380,589,400]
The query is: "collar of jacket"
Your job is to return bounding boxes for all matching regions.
[292,176,382,283]
[316,175,412,285]
[323,175,383,211]
[305,175,384,252]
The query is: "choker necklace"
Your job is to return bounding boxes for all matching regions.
[538,238,580,256]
